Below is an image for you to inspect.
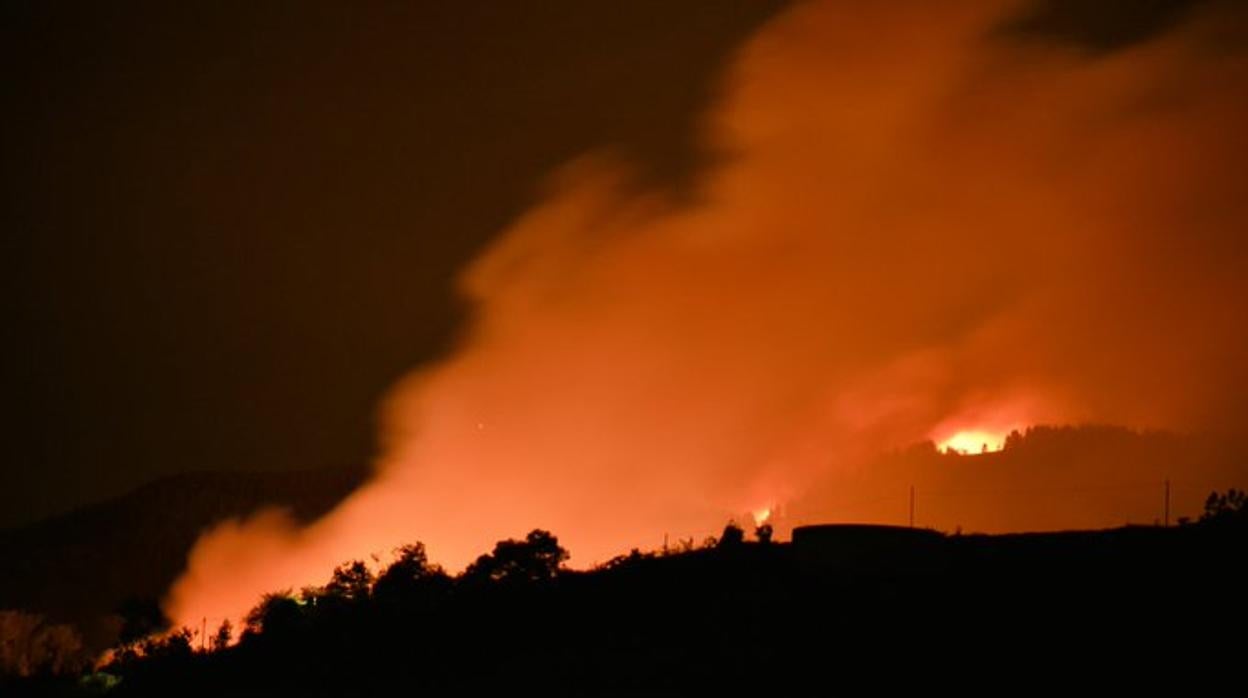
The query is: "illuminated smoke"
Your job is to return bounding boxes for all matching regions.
[166,0,1248,629]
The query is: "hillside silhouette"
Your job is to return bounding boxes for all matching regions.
[0,468,364,648]
[5,512,1245,696]
[3,425,1246,686]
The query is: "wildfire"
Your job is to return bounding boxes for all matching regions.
[938,429,1009,455]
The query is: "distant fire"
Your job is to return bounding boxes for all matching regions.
[937,430,1010,454]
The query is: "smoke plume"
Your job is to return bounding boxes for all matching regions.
[167,0,1248,629]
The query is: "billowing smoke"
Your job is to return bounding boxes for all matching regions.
[167,0,1248,629]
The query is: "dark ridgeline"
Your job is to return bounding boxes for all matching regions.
[5,505,1246,696]
[0,467,365,650]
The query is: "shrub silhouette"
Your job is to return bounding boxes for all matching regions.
[601,547,655,570]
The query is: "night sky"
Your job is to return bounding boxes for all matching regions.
[1,1,788,527]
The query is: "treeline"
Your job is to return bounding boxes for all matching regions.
[0,518,768,688]
[87,522,787,696]
[4,493,1246,695]
[114,522,771,663]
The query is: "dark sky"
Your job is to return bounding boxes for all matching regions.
[0,0,789,527]
[0,0,1212,528]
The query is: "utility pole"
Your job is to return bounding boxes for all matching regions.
[1164,479,1171,527]
[909,485,915,528]
[201,617,206,652]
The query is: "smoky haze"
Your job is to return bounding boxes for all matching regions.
[167,0,1248,629]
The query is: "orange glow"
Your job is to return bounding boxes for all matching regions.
[165,0,1248,632]
[938,430,1009,454]
[752,507,772,526]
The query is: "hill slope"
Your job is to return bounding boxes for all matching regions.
[0,468,363,639]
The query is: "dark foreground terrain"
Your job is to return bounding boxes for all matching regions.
[5,515,1246,696]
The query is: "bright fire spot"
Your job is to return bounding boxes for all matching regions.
[938,430,1008,454]
[752,507,771,525]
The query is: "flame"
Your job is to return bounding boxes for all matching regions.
[752,507,772,526]
[938,430,1009,454]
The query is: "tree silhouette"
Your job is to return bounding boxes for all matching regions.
[717,521,745,548]
[373,542,451,605]
[243,592,303,639]
[463,529,569,584]
[324,560,374,603]
[375,544,430,590]
[1201,488,1247,524]
[210,620,232,652]
[755,522,774,545]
